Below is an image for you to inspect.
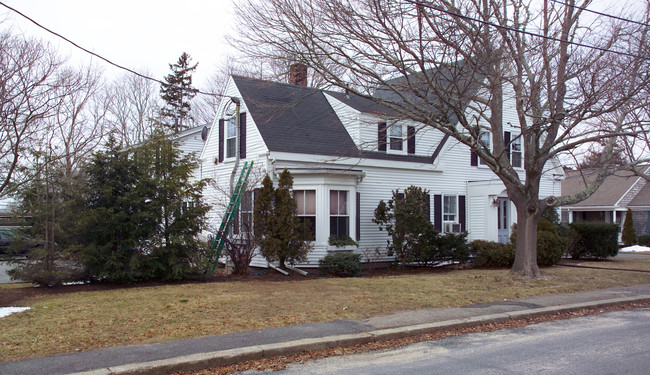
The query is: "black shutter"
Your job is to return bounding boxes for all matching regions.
[504,131,511,161]
[425,194,431,221]
[240,112,247,159]
[356,192,361,242]
[470,150,478,166]
[407,126,416,154]
[459,195,466,232]
[378,123,387,152]
[434,194,442,232]
[218,119,224,163]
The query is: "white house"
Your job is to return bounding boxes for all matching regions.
[199,66,564,267]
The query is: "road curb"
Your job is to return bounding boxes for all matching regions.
[67,295,650,375]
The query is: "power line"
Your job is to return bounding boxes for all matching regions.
[550,0,650,28]
[0,1,221,97]
[405,0,647,60]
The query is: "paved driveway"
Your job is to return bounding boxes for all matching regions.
[0,261,17,283]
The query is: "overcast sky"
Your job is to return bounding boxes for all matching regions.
[0,0,641,93]
[0,0,236,90]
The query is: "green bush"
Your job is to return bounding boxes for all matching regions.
[319,252,362,277]
[470,240,515,268]
[415,230,470,267]
[510,218,566,267]
[568,222,619,259]
[638,235,650,247]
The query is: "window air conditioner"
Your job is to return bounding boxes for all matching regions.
[444,223,462,233]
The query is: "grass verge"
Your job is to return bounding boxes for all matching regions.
[1,258,649,362]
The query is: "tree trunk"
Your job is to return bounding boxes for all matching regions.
[510,198,542,278]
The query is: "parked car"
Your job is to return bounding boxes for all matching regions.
[0,227,39,256]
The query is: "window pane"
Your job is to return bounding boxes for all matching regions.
[294,190,305,215]
[305,190,316,215]
[300,216,316,241]
[390,137,403,150]
[227,118,237,138]
[338,191,347,215]
[330,190,338,215]
[480,131,490,148]
[330,216,349,238]
[226,138,236,158]
[389,124,402,137]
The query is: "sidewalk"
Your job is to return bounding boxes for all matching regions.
[2,284,649,375]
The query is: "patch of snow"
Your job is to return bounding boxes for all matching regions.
[0,306,30,318]
[620,245,650,253]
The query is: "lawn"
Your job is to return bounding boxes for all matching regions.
[1,257,649,363]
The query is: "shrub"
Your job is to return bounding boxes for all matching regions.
[328,235,359,248]
[319,252,362,277]
[415,230,470,267]
[510,218,566,267]
[621,208,636,246]
[470,240,515,268]
[638,235,650,247]
[568,222,619,259]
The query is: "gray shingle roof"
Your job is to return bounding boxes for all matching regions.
[561,169,640,207]
[233,76,434,163]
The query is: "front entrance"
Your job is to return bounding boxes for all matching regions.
[497,197,510,243]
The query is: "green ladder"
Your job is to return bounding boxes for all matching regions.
[205,160,254,274]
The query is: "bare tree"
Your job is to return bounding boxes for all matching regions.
[48,65,107,176]
[233,0,650,278]
[106,71,159,147]
[0,30,67,198]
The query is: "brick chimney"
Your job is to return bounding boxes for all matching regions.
[289,63,308,86]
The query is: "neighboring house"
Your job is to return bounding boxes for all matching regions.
[199,66,564,267]
[561,168,650,240]
[173,124,211,182]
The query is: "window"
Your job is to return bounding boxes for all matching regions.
[389,124,403,151]
[330,190,349,239]
[294,190,316,241]
[511,136,522,168]
[479,131,491,165]
[240,190,255,234]
[443,195,457,222]
[226,117,237,158]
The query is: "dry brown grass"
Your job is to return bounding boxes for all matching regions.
[1,258,649,363]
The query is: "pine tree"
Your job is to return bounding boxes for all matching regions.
[622,207,637,246]
[159,52,198,133]
[253,170,311,268]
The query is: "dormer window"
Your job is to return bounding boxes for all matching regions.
[226,117,237,158]
[389,124,403,151]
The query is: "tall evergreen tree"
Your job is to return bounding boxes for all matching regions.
[79,133,209,282]
[622,208,637,246]
[159,52,199,133]
[253,170,311,269]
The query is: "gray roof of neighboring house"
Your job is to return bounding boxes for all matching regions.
[561,169,641,207]
[232,75,433,163]
[628,182,650,207]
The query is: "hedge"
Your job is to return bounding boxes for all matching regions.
[568,222,619,259]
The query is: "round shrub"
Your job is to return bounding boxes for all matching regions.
[638,235,650,247]
[470,240,514,268]
[510,218,566,267]
[319,252,362,277]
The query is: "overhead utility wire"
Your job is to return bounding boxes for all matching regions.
[550,0,650,28]
[0,1,221,97]
[404,0,646,60]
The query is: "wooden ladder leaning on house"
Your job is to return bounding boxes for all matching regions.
[204,160,254,274]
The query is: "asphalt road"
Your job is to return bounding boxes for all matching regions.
[244,308,650,375]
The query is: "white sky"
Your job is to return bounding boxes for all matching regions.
[0,0,642,93]
[0,0,236,90]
